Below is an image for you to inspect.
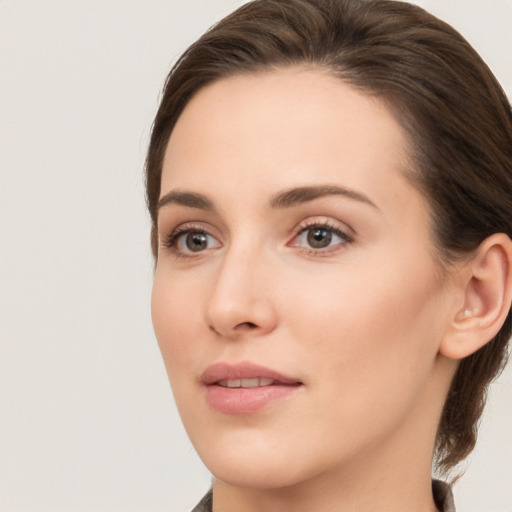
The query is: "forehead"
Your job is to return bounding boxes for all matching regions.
[161,67,413,208]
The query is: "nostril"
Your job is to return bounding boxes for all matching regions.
[237,321,258,330]
[208,321,258,336]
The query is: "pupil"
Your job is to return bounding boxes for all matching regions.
[307,228,332,248]
[186,232,207,251]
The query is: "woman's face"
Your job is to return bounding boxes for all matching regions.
[152,68,458,489]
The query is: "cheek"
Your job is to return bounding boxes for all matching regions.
[286,256,446,396]
[151,269,206,377]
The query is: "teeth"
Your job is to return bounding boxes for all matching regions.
[218,378,274,388]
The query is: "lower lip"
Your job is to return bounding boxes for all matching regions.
[205,384,301,414]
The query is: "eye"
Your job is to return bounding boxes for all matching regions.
[302,227,335,249]
[164,227,221,256]
[291,223,352,253]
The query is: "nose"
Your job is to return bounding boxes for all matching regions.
[205,244,278,340]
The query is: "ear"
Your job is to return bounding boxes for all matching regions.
[440,233,512,360]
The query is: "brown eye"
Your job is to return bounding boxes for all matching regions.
[292,223,351,253]
[167,228,221,255]
[185,232,208,252]
[307,228,332,249]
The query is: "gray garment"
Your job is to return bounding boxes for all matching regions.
[433,480,456,512]
[191,480,456,511]
[192,490,212,512]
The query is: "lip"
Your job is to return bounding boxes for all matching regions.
[201,361,301,385]
[201,361,303,414]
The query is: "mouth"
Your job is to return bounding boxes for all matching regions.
[201,361,302,386]
[217,377,278,388]
[201,362,303,414]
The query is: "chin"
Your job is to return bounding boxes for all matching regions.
[207,458,304,490]
[194,434,311,490]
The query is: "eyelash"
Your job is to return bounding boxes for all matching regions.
[291,221,353,255]
[161,220,353,259]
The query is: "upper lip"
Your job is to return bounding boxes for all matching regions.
[201,361,302,386]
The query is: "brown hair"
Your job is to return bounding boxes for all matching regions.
[145,0,512,473]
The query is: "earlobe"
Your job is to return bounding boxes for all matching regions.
[440,233,512,360]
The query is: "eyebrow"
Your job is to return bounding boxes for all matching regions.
[269,185,379,210]
[157,190,215,212]
[157,184,378,214]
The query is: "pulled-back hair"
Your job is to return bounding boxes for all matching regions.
[145,0,512,473]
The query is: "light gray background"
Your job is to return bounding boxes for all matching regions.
[1,1,511,511]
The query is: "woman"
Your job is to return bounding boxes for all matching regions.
[146,0,512,510]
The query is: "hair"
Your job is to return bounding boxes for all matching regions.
[145,0,512,474]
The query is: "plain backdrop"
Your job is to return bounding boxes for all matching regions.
[1,1,511,511]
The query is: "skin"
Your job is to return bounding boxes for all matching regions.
[151,68,466,512]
